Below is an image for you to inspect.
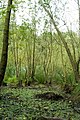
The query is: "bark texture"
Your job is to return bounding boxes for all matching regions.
[0,0,12,86]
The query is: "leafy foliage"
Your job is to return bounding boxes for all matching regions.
[35,66,45,84]
[0,87,80,120]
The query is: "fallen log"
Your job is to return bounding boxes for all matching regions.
[38,116,63,120]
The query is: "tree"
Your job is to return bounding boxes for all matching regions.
[0,0,12,86]
[39,0,80,83]
[77,0,80,75]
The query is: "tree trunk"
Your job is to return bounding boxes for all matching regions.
[31,33,36,80]
[12,10,19,82]
[0,0,12,86]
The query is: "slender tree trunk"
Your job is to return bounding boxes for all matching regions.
[27,43,32,77]
[78,0,80,38]
[12,10,19,81]
[31,1,36,81]
[25,42,32,86]
[0,0,12,86]
[61,45,67,86]
[31,35,36,80]
[77,0,80,77]
[76,57,80,74]
[18,57,22,87]
[13,34,18,79]
[16,40,19,79]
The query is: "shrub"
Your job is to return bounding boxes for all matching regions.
[7,76,18,86]
[66,72,75,85]
[53,67,64,84]
[35,65,45,84]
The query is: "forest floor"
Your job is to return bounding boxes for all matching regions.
[0,84,80,120]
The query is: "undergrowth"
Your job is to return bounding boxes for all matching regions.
[0,87,80,120]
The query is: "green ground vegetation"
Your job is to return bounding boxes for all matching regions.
[0,86,80,120]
